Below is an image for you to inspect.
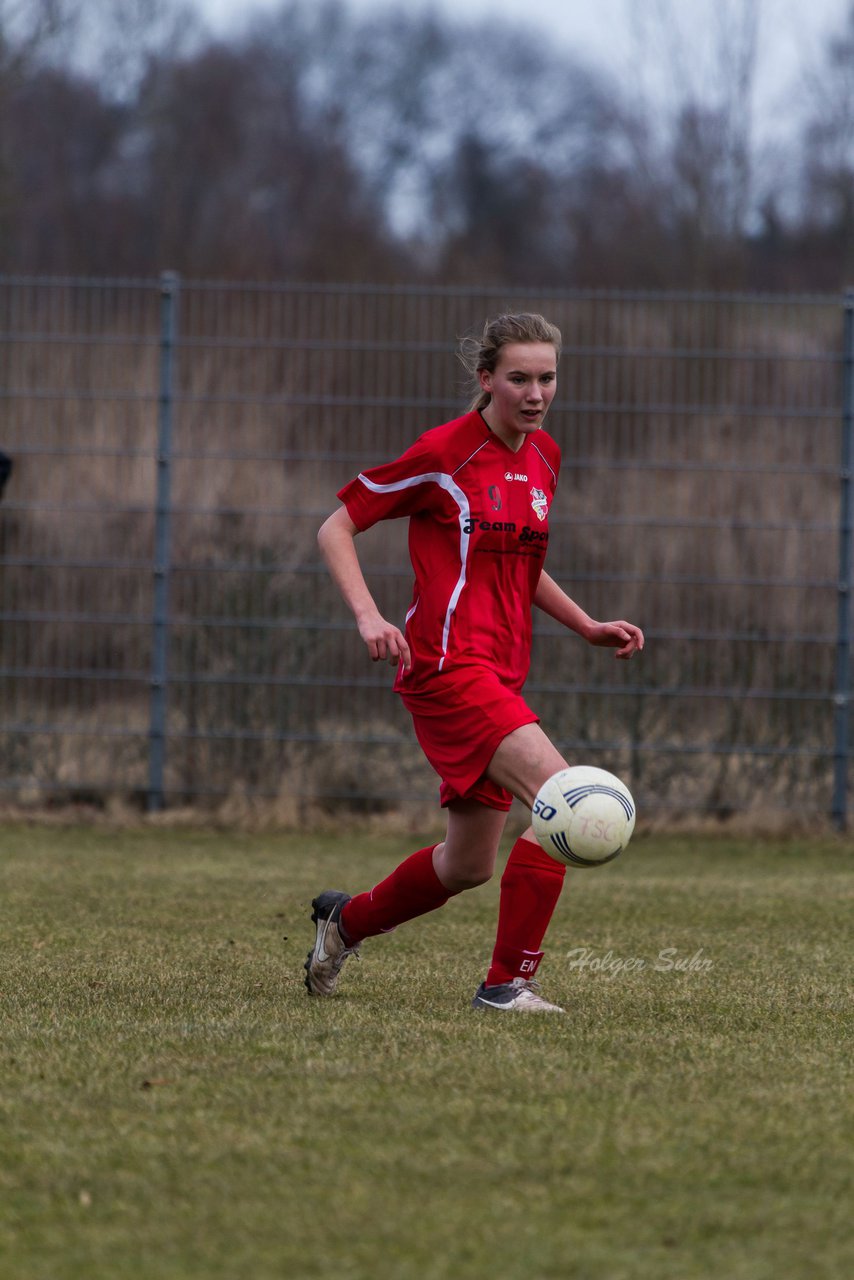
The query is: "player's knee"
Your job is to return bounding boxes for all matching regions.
[437,849,494,891]
[444,865,492,892]
[435,828,499,891]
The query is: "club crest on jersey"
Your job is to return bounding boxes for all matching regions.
[530,487,549,522]
[488,485,502,511]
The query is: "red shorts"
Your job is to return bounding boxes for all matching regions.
[399,667,539,812]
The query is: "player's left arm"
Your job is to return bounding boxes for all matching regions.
[533,570,644,660]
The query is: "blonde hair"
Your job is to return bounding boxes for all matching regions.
[459,313,562,412]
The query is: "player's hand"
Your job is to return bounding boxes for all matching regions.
[357,612,412,670]
[586,620,644,659]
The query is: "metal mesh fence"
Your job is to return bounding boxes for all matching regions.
[0,275,850,824]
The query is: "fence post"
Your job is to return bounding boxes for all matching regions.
[833,289,854,831]
[147,271,179,812]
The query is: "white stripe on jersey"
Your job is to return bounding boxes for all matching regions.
[356,470,470,671]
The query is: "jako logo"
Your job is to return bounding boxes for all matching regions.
[504,471,528,482]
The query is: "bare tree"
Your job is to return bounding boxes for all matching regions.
[621,0,762,284]
[65,0,202,100]
[0,0,72,75]
[797,2,854,283]
[130,32,403,279]
[1,0,827,287]
[244,0,630,282]
[0,0,80,258]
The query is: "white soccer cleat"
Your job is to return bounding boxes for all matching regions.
[304,890,361,997]
[471,977,565,1013]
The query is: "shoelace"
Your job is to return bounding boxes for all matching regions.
[332,943,361,972]
[510,977,541,993]
[509,978,562,1008]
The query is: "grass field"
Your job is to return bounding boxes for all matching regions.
[0,822,851,1280]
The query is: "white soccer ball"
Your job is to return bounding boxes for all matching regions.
[531,765,636,867]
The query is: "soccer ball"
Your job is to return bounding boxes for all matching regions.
[531,765,636,867]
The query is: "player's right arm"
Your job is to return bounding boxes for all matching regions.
[317,506,412,670]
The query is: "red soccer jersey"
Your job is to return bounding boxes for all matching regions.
[337,411,561,694]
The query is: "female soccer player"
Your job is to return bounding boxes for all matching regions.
[305,313,643,1012]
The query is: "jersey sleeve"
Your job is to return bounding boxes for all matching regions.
[337,435,441,531]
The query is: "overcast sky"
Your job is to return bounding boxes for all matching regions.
[193,0,848,95]
[190,0,850,152]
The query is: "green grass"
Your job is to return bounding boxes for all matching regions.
[0,823,851,1280]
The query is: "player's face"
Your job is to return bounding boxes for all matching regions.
[479,342,558,450]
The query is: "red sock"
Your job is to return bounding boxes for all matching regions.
[340,846,457,944]
[485,836,567,986]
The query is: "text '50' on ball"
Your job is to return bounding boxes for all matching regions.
[532,765,636,868]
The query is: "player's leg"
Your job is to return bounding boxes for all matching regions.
[432,798,509,890]
[473,723,571,1008]
[304,800,506,997]
[487,721,568,811]
[342,799,507,935]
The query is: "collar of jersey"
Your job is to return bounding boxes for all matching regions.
[476,409,532,456]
